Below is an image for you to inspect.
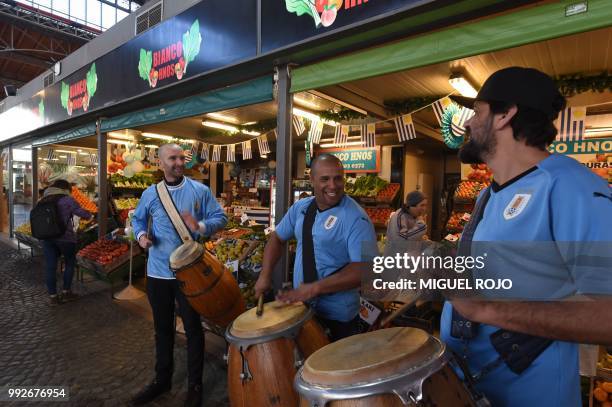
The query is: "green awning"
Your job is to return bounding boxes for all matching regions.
[291,0,612,92]
[101,77,273,132]
[33,77,273,146]
[32,123,97,147]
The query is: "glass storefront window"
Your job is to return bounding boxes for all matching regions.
[11,145,33,234]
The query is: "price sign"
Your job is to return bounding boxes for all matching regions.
[240,213,249,224]
[461,213,471,222]
[264,225,275,235]
[359,298,381,325]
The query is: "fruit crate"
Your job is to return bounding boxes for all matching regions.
[376,183,401,204]
[77,244,141,275]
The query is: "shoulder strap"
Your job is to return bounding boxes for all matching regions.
[155,181,193,243]
[457,186,491,257]
[301,199,319,283]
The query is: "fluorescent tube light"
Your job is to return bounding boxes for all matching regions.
[449,74,478,97]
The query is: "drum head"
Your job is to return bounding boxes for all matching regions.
[301,327,441,386]
[230,301,309,339]
[169,241,204,270]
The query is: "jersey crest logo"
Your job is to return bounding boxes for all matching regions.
[324,215,338,230]
[503,193,531,220]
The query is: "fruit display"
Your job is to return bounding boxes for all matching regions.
[214,228,252,240]
[110,173,154,189]
[240,242,264,276]
[239,281,257,308]
[114,198,140,210]
[376,183,400,203]
[454,181,489,201]
[71,186,98,213]
[365,207,394,226]
[345,175,388,198]
[467,163,493,183]
[593,380,612,406]
[214,239,248,264]
[78,239,129,265]
[15,223,32,235]
[446,212,470,233]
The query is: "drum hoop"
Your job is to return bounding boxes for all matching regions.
[170,252,204,273]
[225,307,315,349]
[294,342,448,407]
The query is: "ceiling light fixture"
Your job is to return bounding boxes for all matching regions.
[141,132,175,141]
[202,120,239,133]
[293,107,338,126]
[206,112,241,124]
[449,74,478,97]
[293,95,321,110]
[108,131,135,141]
[242,130,261,136]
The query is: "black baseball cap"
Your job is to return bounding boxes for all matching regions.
[450,67,565,119]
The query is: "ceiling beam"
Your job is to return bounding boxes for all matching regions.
[0,49,52,68]
[413,118,443,143]
[0,75,26,87]
[314,85,389,119]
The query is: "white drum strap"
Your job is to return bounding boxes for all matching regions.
[156,181,193,243]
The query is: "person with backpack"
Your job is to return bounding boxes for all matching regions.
[32,179,94,305]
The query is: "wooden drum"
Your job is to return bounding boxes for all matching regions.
[169,241,245,328]
[226,301,330,407]
[295,327,481,407]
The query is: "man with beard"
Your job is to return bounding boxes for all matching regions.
[254,154,376,341]
[131,143,227,407]
[445,67,612,406]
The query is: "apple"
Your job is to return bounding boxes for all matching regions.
[321,5,337,27]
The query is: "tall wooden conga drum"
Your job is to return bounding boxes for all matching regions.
[169,241,245,328]
[226,301,330,407]
[295,327,483,406]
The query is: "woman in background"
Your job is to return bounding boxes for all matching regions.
[386,190,428,241]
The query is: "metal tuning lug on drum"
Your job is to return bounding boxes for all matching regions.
[293,347,304,369]
[239,347,253,382]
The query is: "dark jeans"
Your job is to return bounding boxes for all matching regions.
[146,277,204,386]
[42,239,77,295]
[317,315,362,342]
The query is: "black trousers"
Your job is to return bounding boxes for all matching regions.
[146,277,204,385]
[317,315,362,342]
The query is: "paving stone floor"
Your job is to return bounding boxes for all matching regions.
[0,244,229,406]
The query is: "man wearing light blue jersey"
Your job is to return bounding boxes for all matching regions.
[254,154,376,341]
[130,143,226,407]
[447,67,612,406]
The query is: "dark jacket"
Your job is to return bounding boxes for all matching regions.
[42,189,93,242]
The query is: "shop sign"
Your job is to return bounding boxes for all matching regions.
[261,0,434,52]
[319,146,380,173]
[0,0,256,142]
[549,137,611,182]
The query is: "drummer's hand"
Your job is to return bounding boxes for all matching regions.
[254,275,272,299]
[276,283,318,304]
[138,235,153,249]
[181,212,199,233]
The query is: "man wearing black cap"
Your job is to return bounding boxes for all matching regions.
[442,67,612,406]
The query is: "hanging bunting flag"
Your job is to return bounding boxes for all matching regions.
[46,148,56,160]
[308,120,324,144]
[555,106,586,141]
[257,134,271,155]
[334,125,349,147]
[450,107,474,137]
[211,145,221,162]
[226,144,236,162]
[190,141,198,157]
[432,97,453,126]
[293,115,306,136]
[361,123,376,148]
[89,153,98,165]
[394,114,416,142]
[148,147,157,163]
[66,153,76,166]
[241,140,252,160]
[200,143,209,161]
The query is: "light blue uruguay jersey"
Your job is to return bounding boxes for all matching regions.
[275,195,376,322]
[442,154,612,407]
[132,177,227,279]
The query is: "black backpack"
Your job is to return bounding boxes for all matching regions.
[30,195,67,240]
